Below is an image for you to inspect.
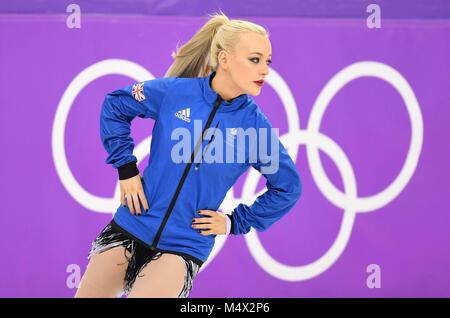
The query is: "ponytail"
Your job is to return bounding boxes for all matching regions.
[164,10,269,79]
[164,10,229,78]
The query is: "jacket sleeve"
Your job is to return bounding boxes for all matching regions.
[99,77,176,179]
[229,111,302,235]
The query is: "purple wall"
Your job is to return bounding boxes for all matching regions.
[0,12,449,297]
[1,0,450,19]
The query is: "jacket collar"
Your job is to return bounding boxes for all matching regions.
[201,71,250,112]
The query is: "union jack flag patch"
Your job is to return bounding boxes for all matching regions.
[131,82,146,102]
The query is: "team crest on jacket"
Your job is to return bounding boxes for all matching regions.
[131,82,146,102]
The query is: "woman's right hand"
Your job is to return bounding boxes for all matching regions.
[120,174,149,216]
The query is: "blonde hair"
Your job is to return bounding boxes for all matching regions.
[164,10,269,78]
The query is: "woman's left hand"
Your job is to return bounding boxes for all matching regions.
[192,210,227,235]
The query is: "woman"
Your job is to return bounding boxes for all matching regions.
[75,11,302,298]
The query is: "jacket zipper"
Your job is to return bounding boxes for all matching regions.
[150,95,223,249]
[194,121,220,171]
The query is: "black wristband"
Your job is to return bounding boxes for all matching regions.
[227,214,235,235]
[118,161,140,180]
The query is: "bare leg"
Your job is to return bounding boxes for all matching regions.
[74,246,130,298]
[127,253,187,298]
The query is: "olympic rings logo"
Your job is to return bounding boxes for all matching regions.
[52,59,423,281]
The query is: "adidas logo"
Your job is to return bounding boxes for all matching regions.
[175,108,191,123]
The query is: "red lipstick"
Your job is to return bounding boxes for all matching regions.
[254,80,264,87]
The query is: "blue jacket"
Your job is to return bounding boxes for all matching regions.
[99,71,302,267]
